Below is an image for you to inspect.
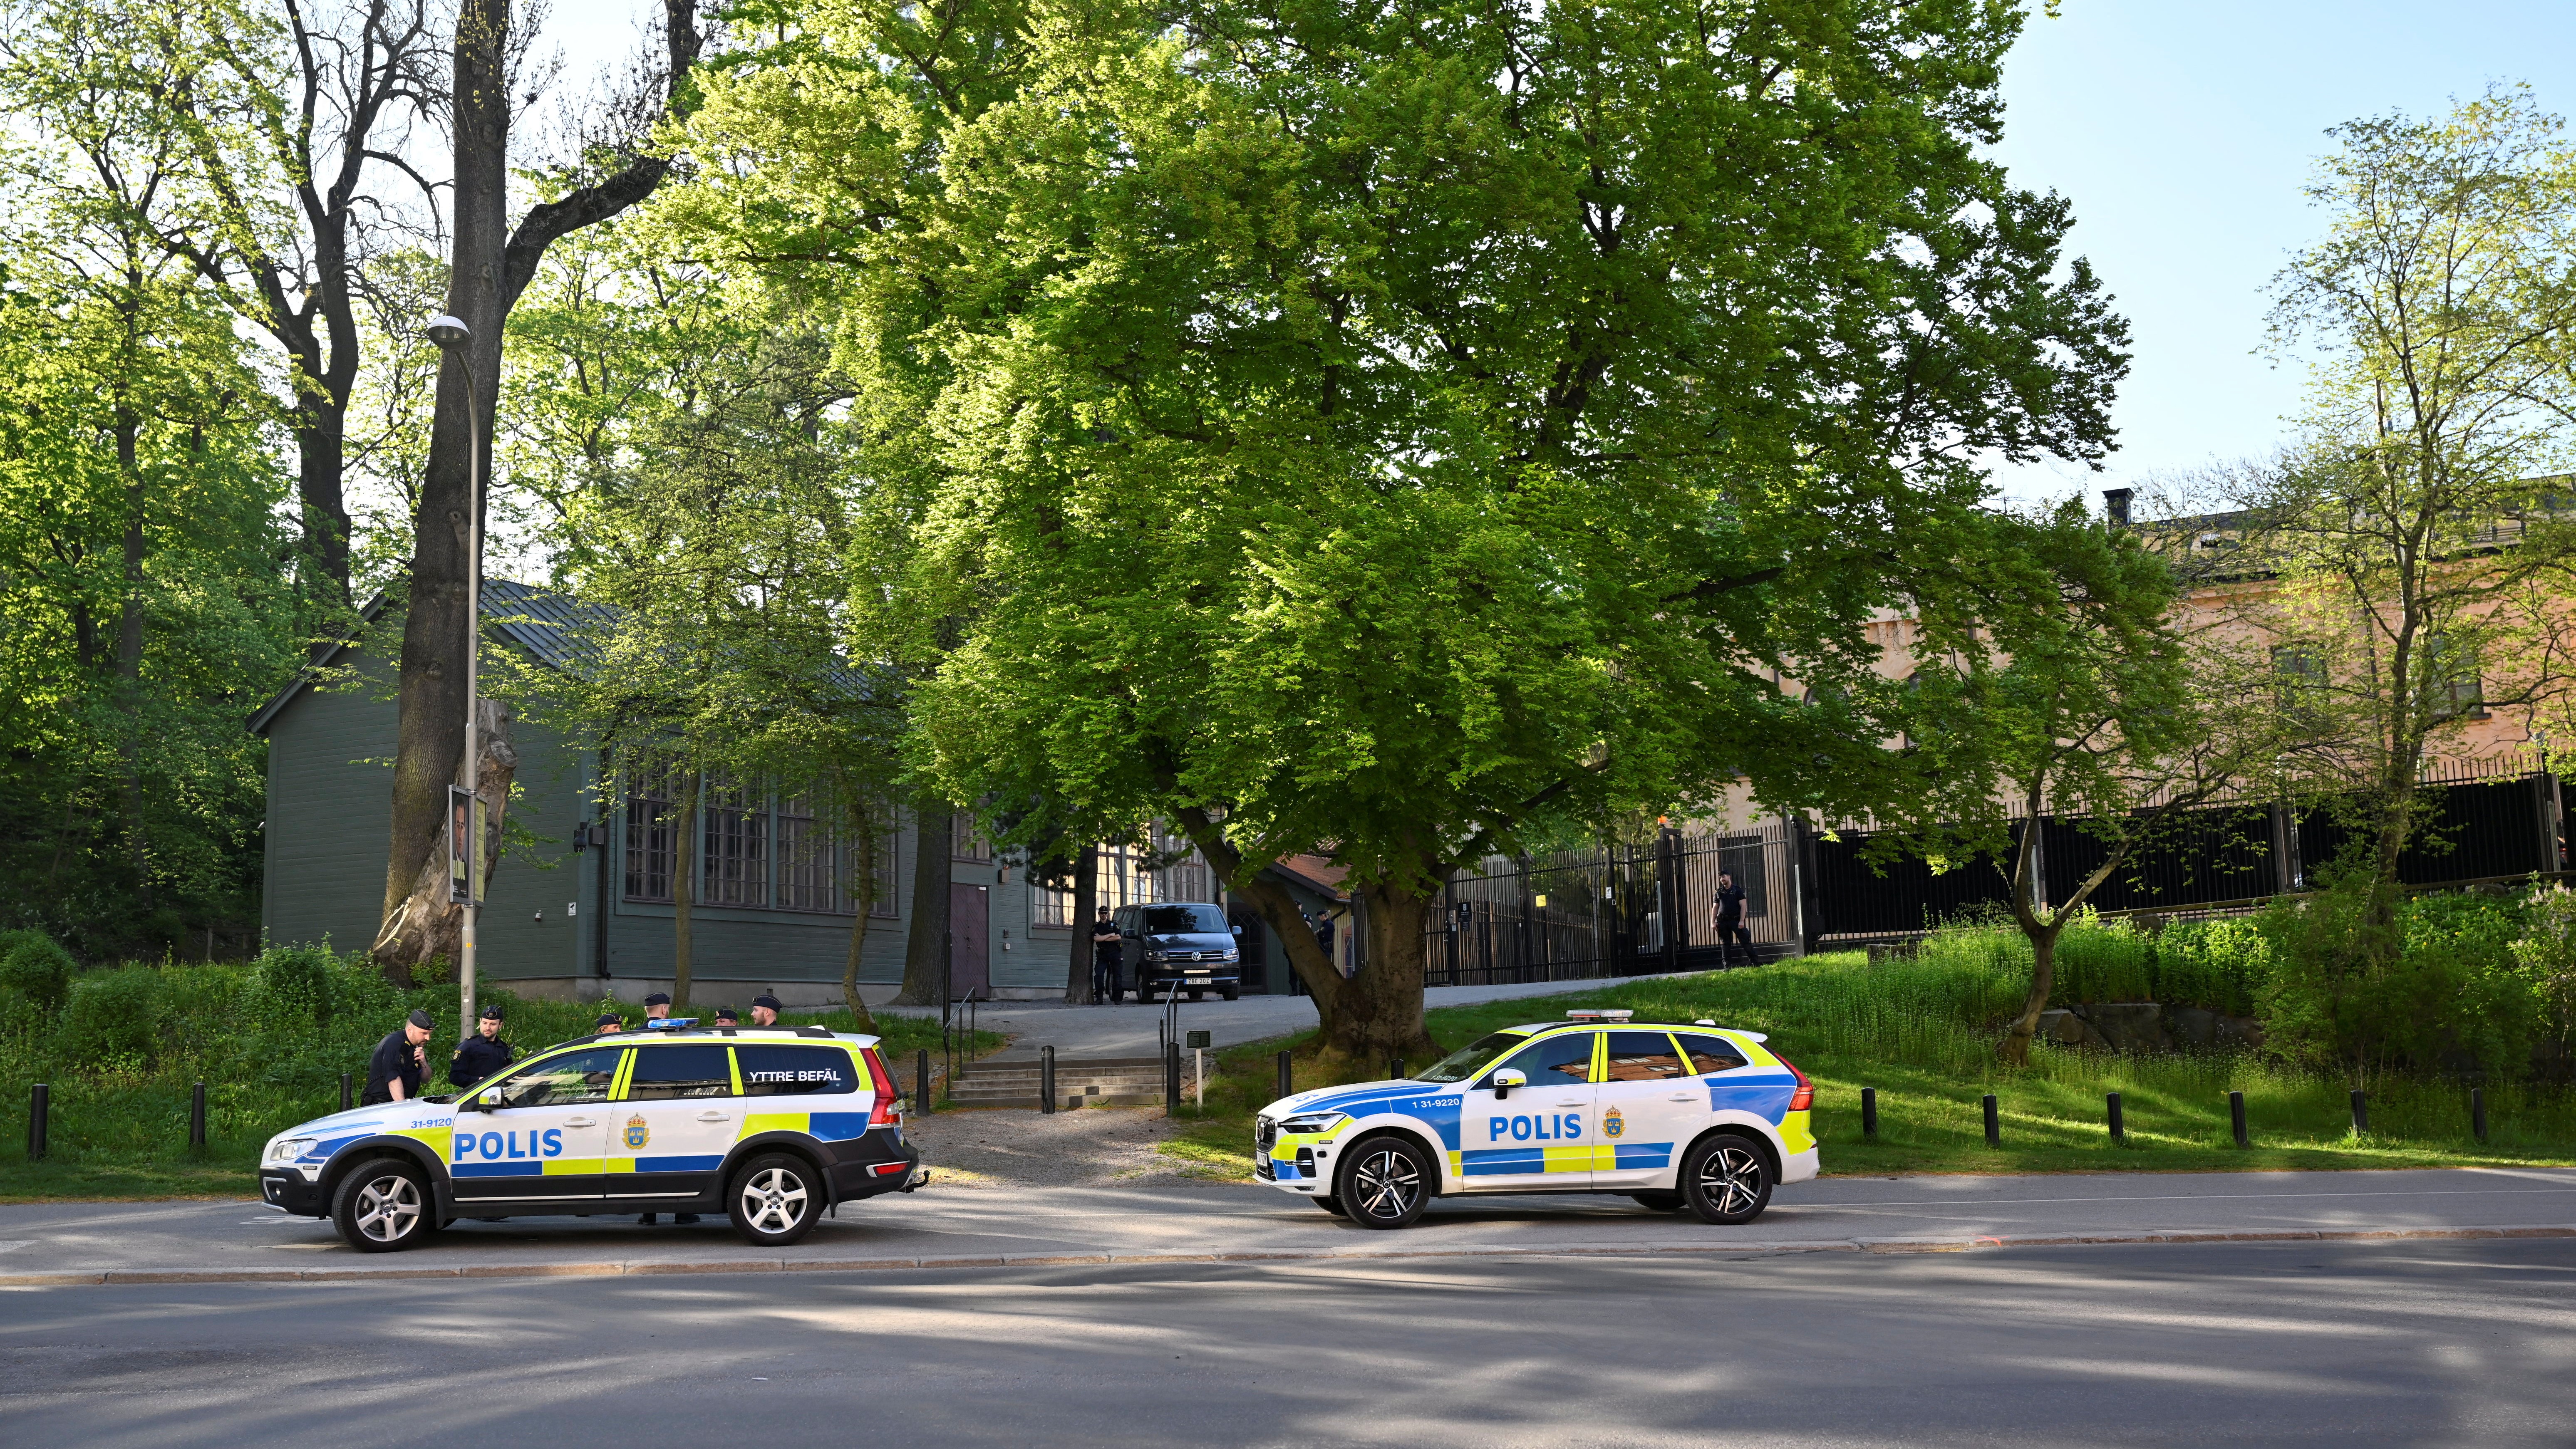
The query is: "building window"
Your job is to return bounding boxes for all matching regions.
[776,793,834,912]
[702,773,769,906]
[624,755,679,902]
[2426,633,2484,719]
[951,810,992,862]
[2271,644,2328,728]
[855,800,900,916]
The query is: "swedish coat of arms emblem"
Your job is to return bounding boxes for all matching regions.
[1604,1106,1625,1139]
[623,1115,650,1149]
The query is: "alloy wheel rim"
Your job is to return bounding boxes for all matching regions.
[1351,1147,1421,1220]
[742,1167,808,1234]
[355,1174,421,1242]
[1696,1144,1762,1216]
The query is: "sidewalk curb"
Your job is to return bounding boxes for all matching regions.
[5,1224,2571,1289]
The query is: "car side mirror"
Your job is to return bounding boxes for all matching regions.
[1489,1069,1525,1100]
[1232,926,1244,938]
[469,1090,500,1113]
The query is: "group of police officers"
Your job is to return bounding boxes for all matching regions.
[357,989,792,1229]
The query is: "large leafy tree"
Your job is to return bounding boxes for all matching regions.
[894,0,2128,1062]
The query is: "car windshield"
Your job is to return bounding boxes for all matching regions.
[1415,1031,1529,1084]
[1142,904,1228,934]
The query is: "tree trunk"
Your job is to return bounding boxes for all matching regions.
[2000,923,2061,1068]
[382,0,507,968]
[672,770,699,1009]
[840,807,878,1031]
[892,802,950,1006]
[1063,842,1098,1003]
[371,698,518,975]
[293,396,355,603]
[1321,882,1443,1067]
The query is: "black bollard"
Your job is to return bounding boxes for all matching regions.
[2350,1089,2369,1135]
[2472,1087,2487,1143]
[339,1073,352,1112]
[1277,1049,1293,1102]
[918,1048,932,1115]
[1391,1058,1406,1082]
[1042,1045,1057,1115]
[2106,1091,2124,1144]
[27,1083,46,1161]
[1165,1042,1181,1113]
[1982,1093,2000,1148]
[190,1082,207,1149]
[2230,1090,2249,1148]
[1861,1087,1878,1138]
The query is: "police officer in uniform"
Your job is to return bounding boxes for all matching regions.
[750,993,783,1027]
[362,1009,434,1105]
[712,1006,740,1027]
[642,991,674,1027]
[594,1011,624,1035]
[449,1003,514,1088]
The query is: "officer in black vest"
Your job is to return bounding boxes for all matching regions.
[449,1003,515,1088]
[361,1009,434,1105]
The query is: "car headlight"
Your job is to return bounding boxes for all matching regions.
[1277,1111,1347,1137]
[264,1137,317,1167]
[1143,949,1169,963]
[1220,949,1240,963]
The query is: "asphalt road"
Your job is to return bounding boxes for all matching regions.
[6,1238,2573,1447]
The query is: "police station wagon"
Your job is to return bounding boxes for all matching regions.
[257,1025,922,1253]
[1252,1010,1817,1228]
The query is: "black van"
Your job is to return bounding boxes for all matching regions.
[1115,901,1244,1001]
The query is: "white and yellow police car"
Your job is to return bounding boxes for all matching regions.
[1253,1010,1816,1229]
[258,1024,922,1253]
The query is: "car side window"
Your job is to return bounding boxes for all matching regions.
[493,1048,624,1109]
[626,1044,733,1101]
[1600,1030,1690,1080]
[1486,1032,1595,1087]
[736,1045,858,1096]
[1672,1033,1751,1075]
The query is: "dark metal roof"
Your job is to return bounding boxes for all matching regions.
[246,580,599,736]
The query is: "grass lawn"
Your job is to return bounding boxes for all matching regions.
[1159,955,2576,1181]
[0,1010,997,1204]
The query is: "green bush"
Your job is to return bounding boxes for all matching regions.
[0,929,76,1012]
[2255,879,2539,1075]
[60,965,171,1071]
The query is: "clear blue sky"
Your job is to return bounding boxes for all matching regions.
[536,0,2576,506]
[1986,0,2576,505]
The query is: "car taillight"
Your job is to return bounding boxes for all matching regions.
[1777,1053,1814,1112]
[862,1048,901,1126]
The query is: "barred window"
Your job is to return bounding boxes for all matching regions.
[777,794,834,912]
[624,756,679,902]
[702,773,769,907]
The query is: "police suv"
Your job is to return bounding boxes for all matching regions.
[258,1024,922,1253]
[1253,1010,1816,1229]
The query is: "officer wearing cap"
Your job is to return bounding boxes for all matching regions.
[362,1009,435,1105]
[642,991,673,1027]
[712,1006,740,1027]
[449,1003,515,1087]
[594,1011,624,1035]
[750,994,782,1026]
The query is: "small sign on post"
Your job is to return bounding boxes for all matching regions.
[1185,1030,1211,1111]
[447,786,488,905]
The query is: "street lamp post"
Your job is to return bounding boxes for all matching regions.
[425,313,482,1031]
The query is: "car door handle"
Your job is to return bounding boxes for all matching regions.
[1556,1099,1584,1106]
[696,1112,733,1123]
[563,1117,598,1128]
[1668,1092,1698,1102]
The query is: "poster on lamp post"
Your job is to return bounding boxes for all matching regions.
[447,786,487,905]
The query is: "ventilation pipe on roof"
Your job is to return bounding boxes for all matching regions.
[2103,487,2133,527]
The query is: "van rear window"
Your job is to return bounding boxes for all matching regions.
[736,1045,858,1095]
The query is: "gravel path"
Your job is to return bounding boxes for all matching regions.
[902,1105,1198,1190]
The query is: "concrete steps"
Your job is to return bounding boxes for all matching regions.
[947,1055,1180,1110]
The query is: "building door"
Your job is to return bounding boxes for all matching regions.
[949,882,991,999]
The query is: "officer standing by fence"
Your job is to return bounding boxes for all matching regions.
[362,1009,434,1105]
[449,1003,513,1088]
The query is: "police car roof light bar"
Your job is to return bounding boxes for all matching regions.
[1565,1008,1633,1021]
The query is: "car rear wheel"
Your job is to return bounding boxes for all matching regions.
[728,1154,821,1246]
[1628,1190,1686,1211]
[1336,1136,1431,1230]
[331,1158,433,1253]
[1680,1134,1773,1225]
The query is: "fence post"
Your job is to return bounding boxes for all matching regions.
[1982,1093,2000,1148]
[1042,1045,1056,1115]
[339,1073,352,1112]
[2350,1089,2369,1135]
[917,1048,932,1115]
[1860,1087,1877,1138]
[1277,1049,1292,1102]
[27,1083,45,1161]
[2230,1090,2249,1148]
[2105,1091,2123,1144]
[190,1082,207,1149]
[2472,1087,2488,1143]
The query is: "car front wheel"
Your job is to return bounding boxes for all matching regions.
[1336,1136,1431,1229]
[331,1158,433,1253]
[728,1154,821,1246]
[1680,1134,1774,1225]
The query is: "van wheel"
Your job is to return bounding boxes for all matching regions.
[728,1154,821,1246]
[1681,1134,1774,1225]
[1336,1136,1431,1229]
[1221,986,1240,1001]
[331,1159,432,1253]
